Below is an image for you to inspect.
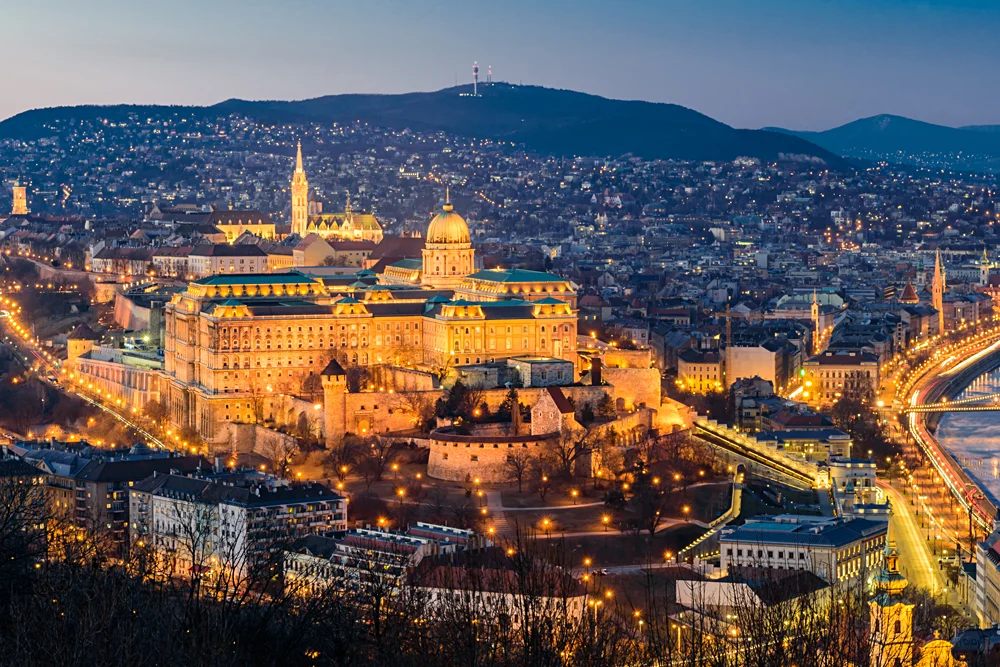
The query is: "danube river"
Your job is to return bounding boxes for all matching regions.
[935,367,1000,508]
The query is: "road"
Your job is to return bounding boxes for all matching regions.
[0,304,168,450]
[880,480,946,595]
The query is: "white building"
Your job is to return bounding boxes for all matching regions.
[188,245,269,278]
[720,514,887,583]
[284,523,479,597]
[130,474,346,580]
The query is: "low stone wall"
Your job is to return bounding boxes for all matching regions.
[426,427,559,483]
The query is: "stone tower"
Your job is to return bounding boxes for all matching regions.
[291,142,309,237]
[11,183,27,216]
[932,250,946,332]
[869,535,914,667]
[321,357,348,445]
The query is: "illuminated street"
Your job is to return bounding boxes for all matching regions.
[880,481,946,595]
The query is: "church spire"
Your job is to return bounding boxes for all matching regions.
[291,141,309,237]
[345,189,352,216]
[933,249,945,331]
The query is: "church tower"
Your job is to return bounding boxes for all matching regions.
[932,250,946,332]
[422,188,475,289]
[811,290,821,354]
[291,142,309,237]
[11,182,27,216]
[869,535,914,667]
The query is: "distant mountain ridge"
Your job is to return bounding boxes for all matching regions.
[0,84,843,165]
[767,114,1000,171]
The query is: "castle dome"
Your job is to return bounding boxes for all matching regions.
[426,196,470,245]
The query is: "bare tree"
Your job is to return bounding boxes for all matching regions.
[258,436,298,478]
[357,436,401,490]
[504,448,533,493]
[324,436,360,482]
[552,428,598,478]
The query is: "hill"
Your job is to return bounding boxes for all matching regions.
[0,84,842,165]
[767,114,1000,170]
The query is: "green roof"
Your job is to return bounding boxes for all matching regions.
[448,299,534,307]
[534,297,569,305]
[466,269,566,283]
[218,299,244,307]
[388,258,423,271]
[194,272,318,286]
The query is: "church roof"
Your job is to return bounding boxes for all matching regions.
[207,210,274,226]
[899,282,919,303]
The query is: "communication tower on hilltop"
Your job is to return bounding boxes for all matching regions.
[473,61,479,96]
[487,65,492,84]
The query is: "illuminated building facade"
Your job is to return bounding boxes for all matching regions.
[162,200,578,441]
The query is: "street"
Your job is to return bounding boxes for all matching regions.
[879,480,947,596]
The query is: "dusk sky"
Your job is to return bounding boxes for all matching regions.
[7,0,1000,130]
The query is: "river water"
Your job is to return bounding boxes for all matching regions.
[935,367,1000,508]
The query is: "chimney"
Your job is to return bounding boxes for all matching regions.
[591,358,603,386]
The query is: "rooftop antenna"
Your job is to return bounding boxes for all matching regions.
[473,61,479,96]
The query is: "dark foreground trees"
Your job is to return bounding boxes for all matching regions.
[0,467,976,667]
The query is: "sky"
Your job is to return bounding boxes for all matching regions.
[6,0,1000,130]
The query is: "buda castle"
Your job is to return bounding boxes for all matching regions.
[162,188,579,441]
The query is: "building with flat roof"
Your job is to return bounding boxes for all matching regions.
[720,514,887,583]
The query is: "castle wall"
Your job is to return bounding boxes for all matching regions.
[602,348,653,369]
[113,291,151,331]
[602,366,661,411]
[216,422,299,459]
[426,430,558,483]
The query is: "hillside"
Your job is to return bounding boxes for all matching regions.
[768,114,1000,170]
[0,84,842,165]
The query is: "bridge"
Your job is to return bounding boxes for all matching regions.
[903,390,1000,413]
[690,418,824,491]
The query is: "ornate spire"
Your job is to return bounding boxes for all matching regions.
[443,185,453,212]
[345,189,352,216]
[295,141,304,172]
